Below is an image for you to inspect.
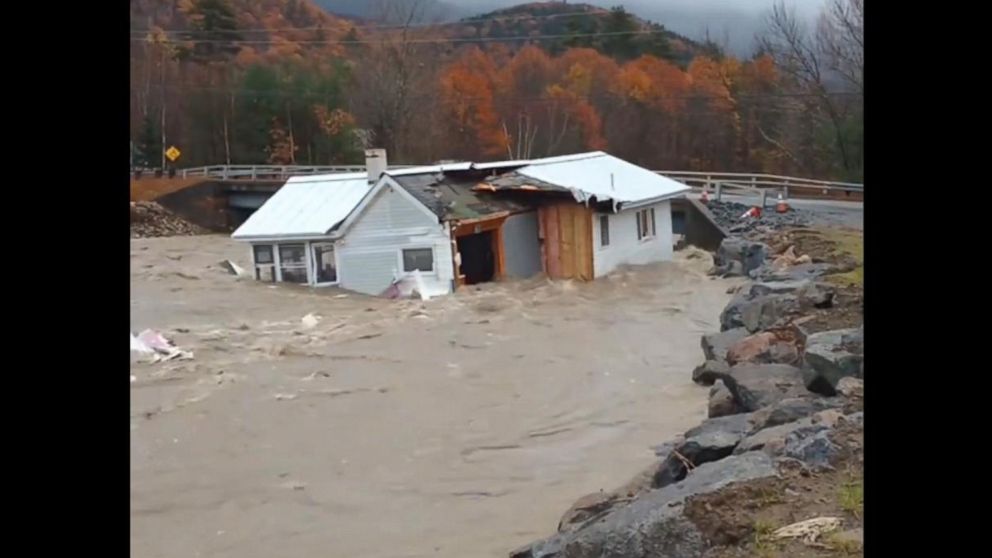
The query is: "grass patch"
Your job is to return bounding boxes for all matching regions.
[752,519,779,557]
[819,228,864,287]
[755,486,784,507]
[826,532,863,555]
[838,476,863,519]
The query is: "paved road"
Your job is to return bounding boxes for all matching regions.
[687,191,863,230]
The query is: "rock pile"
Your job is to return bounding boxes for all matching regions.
[130,201,206,238]
[510,227,864,558]
[705,200,811,233]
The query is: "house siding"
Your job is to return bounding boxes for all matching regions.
[336,184,454,296]
[502,211,542,279]
[592,200,674,278]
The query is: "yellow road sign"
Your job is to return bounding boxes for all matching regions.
[165,146,181,162]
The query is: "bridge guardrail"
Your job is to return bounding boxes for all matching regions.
[151,165,863,200]
[179,165,370,179]
[656,171,862,193]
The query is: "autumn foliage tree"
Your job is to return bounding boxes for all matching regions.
[438,47,506,159]
[130,0,861,180]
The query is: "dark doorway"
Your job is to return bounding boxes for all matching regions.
[457,231,496,284]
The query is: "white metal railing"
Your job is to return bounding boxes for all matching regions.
[177,165,371,179]
[154,165,863,197]
[655,171,863,194]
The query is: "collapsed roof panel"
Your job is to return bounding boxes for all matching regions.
[391,172,530,222]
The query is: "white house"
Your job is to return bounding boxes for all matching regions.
[229,171,369,286]
[475,151,689,279]
[231,151,690,296]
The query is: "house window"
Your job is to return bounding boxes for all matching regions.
[402,248,434,272]
[599,214,610,247]
[636,208,657,241]
[672,210,686,235]
[253,244,275,282]
[313,242,337,284]
[278,244,308,284]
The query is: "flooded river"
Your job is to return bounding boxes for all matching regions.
[130,234,737,558]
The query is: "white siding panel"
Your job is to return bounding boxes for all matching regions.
[337,250,399,295]
[592,200,675,277]
[502,211,542,278]
[337,184,454,296]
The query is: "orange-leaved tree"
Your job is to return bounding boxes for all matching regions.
[438,47,508,159]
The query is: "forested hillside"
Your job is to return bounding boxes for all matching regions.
[129,0,863,181]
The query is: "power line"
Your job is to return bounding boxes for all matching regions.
[129,8,637,36]
[143,83,860,103]
[129,28,682,46]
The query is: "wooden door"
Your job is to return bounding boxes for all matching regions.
[538,203,593,280]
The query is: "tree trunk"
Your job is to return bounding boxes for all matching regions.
[160,49,167,169]
[222,112,231,165]
[286,103,296,164]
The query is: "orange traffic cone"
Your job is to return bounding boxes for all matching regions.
[740,206,762,219]
[776,193,789,213]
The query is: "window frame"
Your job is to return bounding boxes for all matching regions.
[277,243,309,284]
[599,214,610,248]
[311,241,338,286]
[636,208,657,242]
[401,247,435,273]
[252,244,276,282]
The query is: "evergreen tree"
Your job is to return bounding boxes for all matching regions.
[136,114,162,168]
[186,0,242,61]
[600,7,638,61]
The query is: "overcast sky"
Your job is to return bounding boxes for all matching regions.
[446,0,827,55]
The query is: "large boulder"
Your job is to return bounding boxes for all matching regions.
[719,293,798,332]
[720,282,835,333]
[734,417,820,455]
[711,238,770,277]
[751,262,847,282]
[716,363,805,412]
[558,492,620,533]
[692,360,730,386]
[836,377,864,400]
[745,280,835,307]
[734,409,850,469]
[749,395,845,431]
[782,425,841,470]
[725,329,800,366]
[557,454,674,533]
[802,328,864,395]
[708,380,739,418]
[653,413,754,489]
[701,328,750,362]
[511,452,778,558]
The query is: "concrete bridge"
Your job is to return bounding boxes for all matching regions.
[133,165,862,233]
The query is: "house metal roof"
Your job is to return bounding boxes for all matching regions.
[487,151,690,209]
[231,151,689,241]
[231,172,371,241]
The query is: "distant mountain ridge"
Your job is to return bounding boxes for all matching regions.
[452,2,705,64]
[312,0,472,23]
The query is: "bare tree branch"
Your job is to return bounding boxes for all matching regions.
[757,124,806,170]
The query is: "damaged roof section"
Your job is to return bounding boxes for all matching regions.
[480,151,691,210]
[476,173,571,195]
[391,171,531,222]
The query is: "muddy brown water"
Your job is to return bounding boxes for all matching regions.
[130,235,740,558]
